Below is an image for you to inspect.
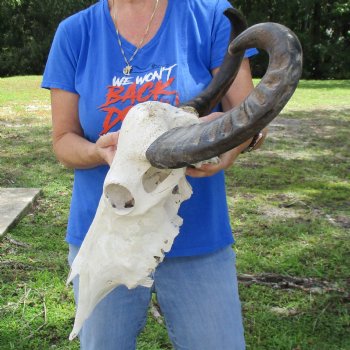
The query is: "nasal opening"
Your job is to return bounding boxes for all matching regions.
[104,183,135,215]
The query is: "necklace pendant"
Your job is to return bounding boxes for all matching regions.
[123,65,132,75]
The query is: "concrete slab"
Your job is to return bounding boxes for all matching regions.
[0,188,41,237]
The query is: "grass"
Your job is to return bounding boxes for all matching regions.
[0,76,349,349]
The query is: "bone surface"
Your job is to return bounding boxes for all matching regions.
[67,102,202,340]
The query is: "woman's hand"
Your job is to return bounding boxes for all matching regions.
[251,128,268,151]
[185,148,239,177]
[95,131,120,166]
[185,112,244,178]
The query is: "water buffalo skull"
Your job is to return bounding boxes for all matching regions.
[67,102,213,340]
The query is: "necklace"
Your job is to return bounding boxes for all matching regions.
[112,0,160,75]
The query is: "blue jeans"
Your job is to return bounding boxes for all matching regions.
[68,244,245,350]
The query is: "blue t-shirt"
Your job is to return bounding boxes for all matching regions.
[42,0,257,257]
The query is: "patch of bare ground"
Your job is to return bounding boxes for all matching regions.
[269,307,300,317]
[235,193,256,200]
[238,161,264,169]
[259,194,306,221]
[258,204,301,220]
[325,214,350,229]
[261,195,350,228]
[269,110,350,141]
[0,106,16,116]
[24,102,50,112]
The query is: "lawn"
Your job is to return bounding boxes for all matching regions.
[0,77,349,349]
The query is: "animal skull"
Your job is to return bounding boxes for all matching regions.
[67,102,209,340]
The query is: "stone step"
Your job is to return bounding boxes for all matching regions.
[0,188,41,237]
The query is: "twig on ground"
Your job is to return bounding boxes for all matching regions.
[21,285,32,317]
[24,296,47,340]
[0,260,34,270]
[5,236,31,248]
[238,273,349,298]
[312,303,330,331]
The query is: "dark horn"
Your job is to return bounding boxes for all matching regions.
[181,8,247,116]
[146,21,303,169]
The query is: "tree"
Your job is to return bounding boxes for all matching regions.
[0,0,349,78]
[0,0,95,76]
[233,0,350,79]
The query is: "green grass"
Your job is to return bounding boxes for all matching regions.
[0,77,349,349]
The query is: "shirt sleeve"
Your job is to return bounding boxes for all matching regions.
[210,0,258,70]
[41,22,78,94]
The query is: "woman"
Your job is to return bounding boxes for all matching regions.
[42,0,266,348]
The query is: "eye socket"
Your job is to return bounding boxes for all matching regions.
[142,167,172,193]
[104,184,135,214]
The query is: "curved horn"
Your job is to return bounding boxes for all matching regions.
[146,21,303,169]
[181,8,248,116]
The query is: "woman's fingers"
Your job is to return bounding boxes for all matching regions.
[200,112,223,123]
[96,131,120,165]
[96,131,120,147]
[186,164,219,177]
[185,147,239,178]
[103,148,116,166]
